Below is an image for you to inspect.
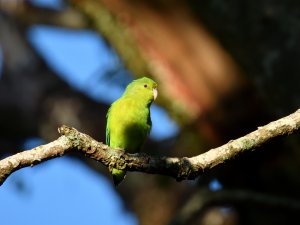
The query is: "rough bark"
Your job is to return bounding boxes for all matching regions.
[1,109,300,186]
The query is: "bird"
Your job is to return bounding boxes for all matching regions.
[106,77,158,186]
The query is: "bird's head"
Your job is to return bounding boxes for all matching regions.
[124,77,158,102]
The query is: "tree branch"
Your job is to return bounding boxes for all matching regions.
[1,109,300,186]
[169,188,300,225]
[1,1,88,29]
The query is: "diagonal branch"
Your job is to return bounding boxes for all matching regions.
[1,109,300,186]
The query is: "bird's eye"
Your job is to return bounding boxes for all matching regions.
[144,84,148,88]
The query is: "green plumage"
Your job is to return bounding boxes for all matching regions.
[106,77,158,186]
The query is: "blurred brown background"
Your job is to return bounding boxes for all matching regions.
[1,1,300,225]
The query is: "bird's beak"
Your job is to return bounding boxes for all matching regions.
[153,88,158,100]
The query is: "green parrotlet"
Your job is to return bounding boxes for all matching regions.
[106,77,158,186]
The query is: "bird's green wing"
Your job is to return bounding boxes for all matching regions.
[105,107,111,145]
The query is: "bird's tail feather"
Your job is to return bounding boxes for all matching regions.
[112,168,126,186]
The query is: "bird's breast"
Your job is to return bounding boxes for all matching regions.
[108,101,151,152]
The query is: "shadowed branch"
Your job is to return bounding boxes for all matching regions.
[169,188,300,225]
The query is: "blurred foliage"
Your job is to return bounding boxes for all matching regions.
[1,1,300,225]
